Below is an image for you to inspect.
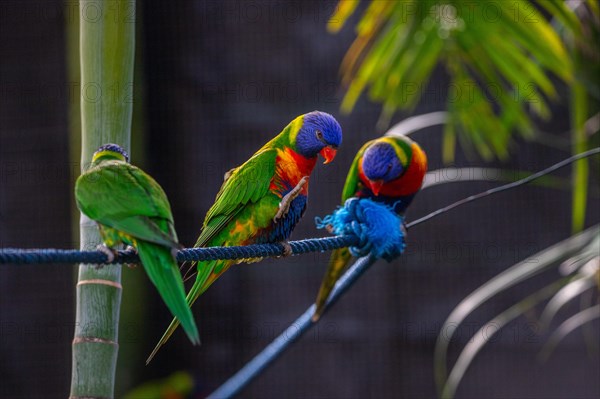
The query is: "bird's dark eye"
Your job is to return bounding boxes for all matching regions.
[386,163,393,172]
[315,130,324,141]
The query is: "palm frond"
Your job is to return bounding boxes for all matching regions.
[539,304,600,362]
[440,279,569,399]
[538,270,597,330]
[332,0,582,159]
[434,226,599,397]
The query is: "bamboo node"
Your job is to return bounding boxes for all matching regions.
[77,279,122,289]
[72,336,118,346]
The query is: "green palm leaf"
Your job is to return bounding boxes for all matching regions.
[331,0,581,159]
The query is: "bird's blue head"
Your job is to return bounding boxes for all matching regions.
[362,140,408,195]
[293,111,342,163]
[92,143,129,164]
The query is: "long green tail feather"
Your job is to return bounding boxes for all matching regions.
[313,247,353,321]
[146,259,227,364]
[136,241,200,347]
[145,313,181,365]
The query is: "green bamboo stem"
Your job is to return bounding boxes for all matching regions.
[570,51,588,233]
[70,1,135,398]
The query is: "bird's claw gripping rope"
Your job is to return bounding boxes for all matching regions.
[274,176,309,223]
[96,245,139,268]
[124,246,139,268]
[277,241,293,257]
[95,244,117,267]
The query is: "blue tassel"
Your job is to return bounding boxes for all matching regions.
[315,198,406,261]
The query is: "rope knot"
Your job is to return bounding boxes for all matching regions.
[315,198,406,261]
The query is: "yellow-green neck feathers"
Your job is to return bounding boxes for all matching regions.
[91,150,127,164]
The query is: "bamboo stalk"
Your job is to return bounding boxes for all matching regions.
[70,1,135,398]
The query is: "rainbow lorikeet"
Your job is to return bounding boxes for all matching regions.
[75,144,200,345]
[312,135,427,321]
[146,111,343,363]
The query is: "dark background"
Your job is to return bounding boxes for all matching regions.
[1,1,598,398]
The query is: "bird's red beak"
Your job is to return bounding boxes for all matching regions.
[320,146,337,164]
[370,179,384,196]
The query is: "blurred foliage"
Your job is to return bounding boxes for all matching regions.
[331,0,598,160]
[124,371,194,399]
[434,226,599,399]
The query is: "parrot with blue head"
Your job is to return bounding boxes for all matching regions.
[75,144,200,345]
[147,111,343,362]
[312,135,427,321]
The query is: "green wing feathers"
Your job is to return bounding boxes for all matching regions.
[76,162,181,247]
[75,162,175,228]
[196,149,277,248]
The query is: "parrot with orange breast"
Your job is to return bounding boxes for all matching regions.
[312,135,427,321]
[147,111,343,362]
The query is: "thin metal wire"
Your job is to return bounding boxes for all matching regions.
[407,147,600,229]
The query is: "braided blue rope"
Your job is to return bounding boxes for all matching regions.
[0,235,358,265]
[4,148,598,266]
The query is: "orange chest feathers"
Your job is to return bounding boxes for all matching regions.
[270,147,317,196]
